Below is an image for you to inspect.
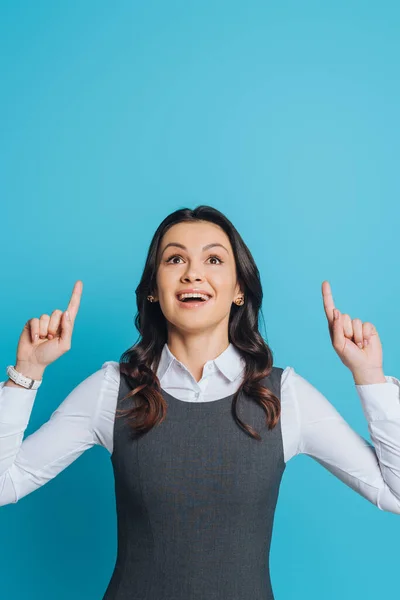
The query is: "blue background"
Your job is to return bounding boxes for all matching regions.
[1,1,399,598]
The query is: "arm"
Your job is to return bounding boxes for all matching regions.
[286,366,400,514]
[0,362,116,506]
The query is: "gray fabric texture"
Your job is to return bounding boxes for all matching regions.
[103,364,285,600]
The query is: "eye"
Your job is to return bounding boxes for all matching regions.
[208,255,224,265]
[164,254,224,265]
[165,254,184,264]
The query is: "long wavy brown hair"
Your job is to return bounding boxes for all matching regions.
[117,205,281,441]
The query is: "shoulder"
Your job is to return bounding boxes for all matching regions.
[267,365,295,391]
[281,365,295,388]
[100,360,121,384]
[277,365,327,412]
[273,366,301,463]
[277,365,346,450]
[270,365,306,391]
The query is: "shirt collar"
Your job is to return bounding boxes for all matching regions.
[156,342,246,383]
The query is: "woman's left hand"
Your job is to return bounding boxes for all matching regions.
[321,281,384,379]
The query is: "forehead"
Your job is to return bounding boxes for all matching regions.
[161,221,230,248]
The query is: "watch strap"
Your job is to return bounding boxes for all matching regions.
[6,365,43,390]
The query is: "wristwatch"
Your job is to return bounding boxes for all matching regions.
[6,365,43,390]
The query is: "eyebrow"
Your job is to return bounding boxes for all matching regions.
[161,242,230,256]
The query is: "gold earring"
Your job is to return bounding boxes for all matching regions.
[147,295,155,303]
[234,296,244,306]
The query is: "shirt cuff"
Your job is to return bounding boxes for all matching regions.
[356,375,400,421]
[0,382,38,427]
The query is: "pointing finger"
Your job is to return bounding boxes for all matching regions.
[322,280,336,326]
[66,280,83,324]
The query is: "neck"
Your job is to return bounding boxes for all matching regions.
[167,327,230,383]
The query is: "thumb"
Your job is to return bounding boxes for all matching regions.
[60,310,73,345]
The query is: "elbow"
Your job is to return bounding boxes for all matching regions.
[0,474,19,507]
[0,496,18,507]
[377,504,400,516]
[376,486,400,515]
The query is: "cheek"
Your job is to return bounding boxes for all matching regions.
[208,266,234,283]
[213,275,236,295]
[156,269,176,293]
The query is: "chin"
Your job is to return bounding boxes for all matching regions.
[169,315,218,331]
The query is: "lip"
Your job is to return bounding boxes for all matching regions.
[175,288,213,298]
[175,289,213,309]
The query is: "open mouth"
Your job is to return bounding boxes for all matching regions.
[179,298,209,304]
[176,293,212,305]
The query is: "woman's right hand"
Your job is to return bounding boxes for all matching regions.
[15,280,83,370]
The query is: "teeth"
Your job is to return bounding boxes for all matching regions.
[178,293,210,302]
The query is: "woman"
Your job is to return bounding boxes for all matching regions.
[1,205,400,600]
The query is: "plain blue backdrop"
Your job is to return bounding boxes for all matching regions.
[1,1,399,598]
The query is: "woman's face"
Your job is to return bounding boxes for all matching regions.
[154,221,243,333]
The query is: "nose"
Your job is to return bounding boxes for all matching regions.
[181,265,205,283]
[182,273,204,283]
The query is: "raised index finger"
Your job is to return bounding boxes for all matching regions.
[66,280,83,323]
[321,280,335,325]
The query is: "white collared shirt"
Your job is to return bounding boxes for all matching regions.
[1,342,400,514]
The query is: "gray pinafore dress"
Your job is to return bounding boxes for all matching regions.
[103,365,285,600]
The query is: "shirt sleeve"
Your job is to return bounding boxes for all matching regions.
[0,360,119,506]
[282,366,400,515]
